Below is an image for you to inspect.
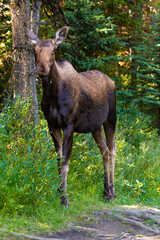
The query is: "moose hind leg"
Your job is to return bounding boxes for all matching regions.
[103,120,116,201]
[92,127,110,200]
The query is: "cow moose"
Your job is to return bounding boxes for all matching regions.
[28,26,116,207]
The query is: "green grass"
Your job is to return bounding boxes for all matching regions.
[0,192,159,239]
[0,98,160,239]
[0,193,149,239]
[0,193,110,239]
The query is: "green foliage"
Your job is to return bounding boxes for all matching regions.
[116,104,160,202]
[0,99,159,217]
[69,132,103,194]
[56,0,120,73]
[0,97,159,240]
[0,98,59,214]
[0,1,12,104]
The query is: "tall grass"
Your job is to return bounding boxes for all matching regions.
[0,98,159,218]
[115,106,160,203]
[0,99,59,214]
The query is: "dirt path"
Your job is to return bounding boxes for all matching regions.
[10,206,160,240]
[48,207,160,240]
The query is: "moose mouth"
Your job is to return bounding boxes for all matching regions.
[36,66,50,77]
[37,72,50,78]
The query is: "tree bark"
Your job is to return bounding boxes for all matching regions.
[29,0,42,126]
[10,0,40,126]
[10,0,31,97]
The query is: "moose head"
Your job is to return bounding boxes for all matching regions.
[28,26,69,76]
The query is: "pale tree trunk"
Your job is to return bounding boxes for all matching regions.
[31,0,41,35]
[10,0,41,126]
[10,0,31,97]
[30,0,42,126]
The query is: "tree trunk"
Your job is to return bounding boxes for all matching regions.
[10,0,40,126]
[10,0,31,97]
[128,3,144,99]
[29,0,42,126]
[31,0,41,35]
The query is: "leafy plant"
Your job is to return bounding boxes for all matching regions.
[0,98,59,214]
[0,99,159,216]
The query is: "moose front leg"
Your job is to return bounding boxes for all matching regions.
[59,125,73,207]
[49,127,62,159]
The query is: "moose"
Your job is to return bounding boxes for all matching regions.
[28,26,116,207]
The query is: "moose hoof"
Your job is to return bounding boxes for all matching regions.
[61,195,69,208]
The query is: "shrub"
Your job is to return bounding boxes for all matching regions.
[0,98,59,214]
[115,104,160,203]
[0,99,159,215]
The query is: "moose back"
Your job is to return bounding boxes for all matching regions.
[28,27,116,207]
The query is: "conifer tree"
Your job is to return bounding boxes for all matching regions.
[58,0,121,74]
[134,4,160,133]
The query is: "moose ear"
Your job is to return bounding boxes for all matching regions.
[53,26,69,45]
[27,29,39,45]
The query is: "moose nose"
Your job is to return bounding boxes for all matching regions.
[36,65,47,76]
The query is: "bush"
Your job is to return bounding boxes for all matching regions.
[115,104,160,202]
[0,99,159,215]
[0,98,59,214]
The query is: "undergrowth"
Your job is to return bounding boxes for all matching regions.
[0,97,159,237]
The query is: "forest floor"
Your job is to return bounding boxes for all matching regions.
[9,206,160,240]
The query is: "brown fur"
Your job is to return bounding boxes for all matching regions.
[28,27,116,207]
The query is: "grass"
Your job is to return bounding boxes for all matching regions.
[0,98,160,239]
[0,194,106,238]
[0,193,147,239]
[0,192,159,239]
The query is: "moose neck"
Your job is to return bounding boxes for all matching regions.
[51,60,61,81]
